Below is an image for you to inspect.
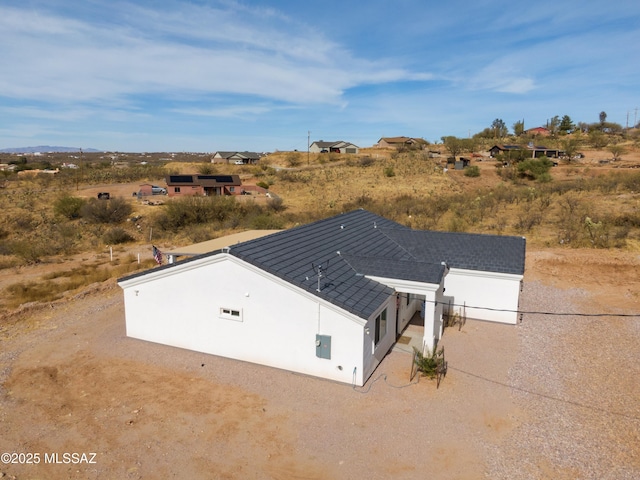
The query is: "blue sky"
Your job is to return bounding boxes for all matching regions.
[1,1,638,152]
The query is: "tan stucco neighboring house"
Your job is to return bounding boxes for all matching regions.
[376,137,428,149]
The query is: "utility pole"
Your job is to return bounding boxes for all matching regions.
[307,131,310,165]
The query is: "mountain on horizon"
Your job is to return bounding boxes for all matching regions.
[0,146,103,154]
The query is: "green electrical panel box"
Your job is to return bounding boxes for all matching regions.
[315,334,331,359]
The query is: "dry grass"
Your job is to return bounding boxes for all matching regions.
[0,143,639,313]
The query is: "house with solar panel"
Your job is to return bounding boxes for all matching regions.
[118,210,525,386]
[164,174,242,197]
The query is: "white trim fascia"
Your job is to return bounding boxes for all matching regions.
[364,275,441,295]
[448,267,523,281]
[117,252,229,288]
[119,252,370,327]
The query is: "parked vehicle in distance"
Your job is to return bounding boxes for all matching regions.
[97,192,110,199]
[151,186,167,195]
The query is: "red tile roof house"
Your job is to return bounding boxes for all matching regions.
[118,210,525,386]
[165,174,242,197]
[525,127,551,136]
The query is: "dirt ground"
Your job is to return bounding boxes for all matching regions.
[0,245,638,479]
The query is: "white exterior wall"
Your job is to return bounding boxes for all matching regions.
[396,293,422,334]
[364,275,445,354]
[360,299,396,383]
[119,254,377,385]
[444,268,523,324]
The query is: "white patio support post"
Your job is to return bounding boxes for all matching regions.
[422,289,440,355]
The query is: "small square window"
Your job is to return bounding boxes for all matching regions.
[220,307,243,321]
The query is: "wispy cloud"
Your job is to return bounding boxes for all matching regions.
[0,1,637,151]
[0,2,432,108]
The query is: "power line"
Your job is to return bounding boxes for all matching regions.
[424,298,640,318]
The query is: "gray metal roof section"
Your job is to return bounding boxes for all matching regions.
[381,229,526,275]
[340,254,446,284]
[229,210,412,318]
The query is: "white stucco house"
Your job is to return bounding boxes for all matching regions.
[118,210,525,386]
[309,140,359,154]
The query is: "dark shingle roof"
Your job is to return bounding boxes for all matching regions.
[230,210,525,317]
[229,210,413,318]
[340,254,446,284]
[119,210,526,320]
[381,229,526,275]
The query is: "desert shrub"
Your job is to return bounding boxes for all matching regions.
[285,152,302,167]
[249,213,285,229]
[197,163,216,175]
[54,194,86,219]
[103,227,135,245]
[445,215,468,232]
[81,197,133,224]
[612,212,640,228]
[277,170,310,183]
[495,164,517,181]
[556,193,587,245]
[515,207,542,232]
[8,240,46,264]
[182,225,215,243]
[413,346,445,380]
[256,181,270,190]
[343,193,374,211]
[359,156,375,167]
[517,157,553,181]
[266,196,286,212]
[383,166,396,177]
[155,196,239,231]
[464,166,480,177]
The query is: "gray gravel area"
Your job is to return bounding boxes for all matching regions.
[1,279,639,479]
[485,281,640,480]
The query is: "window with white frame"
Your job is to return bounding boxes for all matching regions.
[374,308,387,345]
[219,307,243,321]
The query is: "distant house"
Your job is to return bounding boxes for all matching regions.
[118,210,525,386]
[488,144,564,159]
[488,145,522,157]
[309,141,359,154]
[525,127,551,136]
[165,174,242,197]
[211,151,262,165]
[376,137,427,149]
